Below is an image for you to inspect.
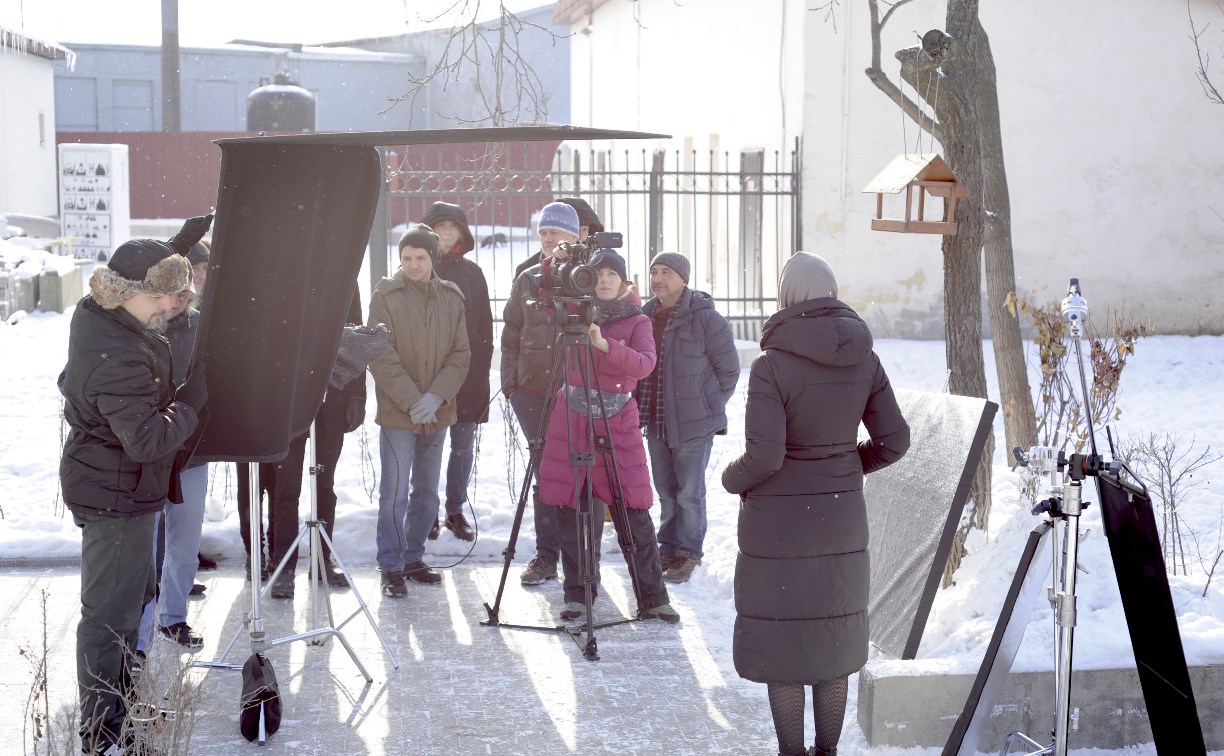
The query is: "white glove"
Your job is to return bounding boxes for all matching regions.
[409,392,444,424]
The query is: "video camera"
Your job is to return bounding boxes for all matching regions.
[546,231,624,300]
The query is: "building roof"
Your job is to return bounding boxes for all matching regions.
[0,25,76,68]
[553,0,614,25]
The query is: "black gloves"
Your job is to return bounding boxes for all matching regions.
[344,395,366,433]
[176,361,208,413]
[168,213,214,255]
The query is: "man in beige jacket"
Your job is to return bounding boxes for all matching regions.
[368,224,470,596]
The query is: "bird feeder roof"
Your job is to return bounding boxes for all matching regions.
[862,153,966,196]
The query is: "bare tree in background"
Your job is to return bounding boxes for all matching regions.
[865,0,1037,586]
[1189,0,1224,105]
[385,1,559,127]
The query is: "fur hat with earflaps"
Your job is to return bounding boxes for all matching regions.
[89,239,193,310]
[89,214,212,309]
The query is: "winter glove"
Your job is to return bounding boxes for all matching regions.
[176,361,208,413]
[168,213,214,255]
[344,395,365,433]
[408,392,444,425]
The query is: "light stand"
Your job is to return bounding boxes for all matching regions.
[188,417,399,743]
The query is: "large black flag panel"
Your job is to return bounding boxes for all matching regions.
[191,141,381,462]
[865,390,997,659]
[1095,471,1207,753]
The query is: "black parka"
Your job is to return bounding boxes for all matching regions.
[435,253,494,423]
[721,298,909,684]
[59,297,200,517]
[500,259,561,396]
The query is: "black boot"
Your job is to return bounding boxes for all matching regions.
[270,570,294,599]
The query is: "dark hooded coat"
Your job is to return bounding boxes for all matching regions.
[59,297,200,516]
[425,202,494,424]
[721,298,909,684]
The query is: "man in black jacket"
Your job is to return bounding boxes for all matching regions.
[424,201,492,541]
[60,215,211,754]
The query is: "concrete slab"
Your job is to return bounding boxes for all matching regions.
[858,659,1223,751]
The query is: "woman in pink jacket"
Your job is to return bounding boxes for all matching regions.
[538,248,680,624]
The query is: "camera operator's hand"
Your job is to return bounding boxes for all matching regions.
[587,323,609,353]
[168,213,214,255]
[344,395,365,433]
[409,392,444,425]
[176,362,208,413]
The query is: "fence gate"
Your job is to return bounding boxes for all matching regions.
[377,139,801,341]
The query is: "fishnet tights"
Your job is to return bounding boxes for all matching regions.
[767,676,849,755]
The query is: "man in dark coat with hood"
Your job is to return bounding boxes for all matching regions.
[721,252,909,756]
[60,214,212,754]
[423,201,493,541]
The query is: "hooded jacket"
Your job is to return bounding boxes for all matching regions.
[425,203,494,424]
[500,256,564,396]
[636,287,740,446]
[721,298,909,684]
[59,297,201,516]
[368,269,470,434]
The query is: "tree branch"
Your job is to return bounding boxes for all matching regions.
[864,65,944,143]
[1188,0,1224,105]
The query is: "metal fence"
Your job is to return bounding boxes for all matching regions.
[381,140,801,341]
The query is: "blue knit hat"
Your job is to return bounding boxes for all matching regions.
[589,248,628,284]
[537,202,580,237]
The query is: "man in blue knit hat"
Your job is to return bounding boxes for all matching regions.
[501,201,582,585]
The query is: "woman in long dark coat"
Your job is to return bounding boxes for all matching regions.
[721,252,910,756]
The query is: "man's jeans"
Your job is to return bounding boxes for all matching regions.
[73,508,157,744]
[647,433,714,561]
[137,464,207,651]
[509,390,559,564]
[376,425,446,571]
[444,421,477,516]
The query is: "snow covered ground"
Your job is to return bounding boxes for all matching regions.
[2,266,1222,753]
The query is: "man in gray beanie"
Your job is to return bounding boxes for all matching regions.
[60,213,212,754]
[634,251,739,583]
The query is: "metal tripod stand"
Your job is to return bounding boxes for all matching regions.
[482,303,645,660]
[188,417,398,742]
[1001,279,1097,756]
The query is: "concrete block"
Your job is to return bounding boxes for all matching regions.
[38,264,84,313]
[12,272,38,313]
[858,661,1224,750]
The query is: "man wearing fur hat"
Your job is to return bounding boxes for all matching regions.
[368,223,470,596]
[59,214,212,754]
[635,252,740,584]
[422,201,492,542]
[501,200,584,586]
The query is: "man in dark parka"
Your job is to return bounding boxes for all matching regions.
[424,201,493,541]
[60,215,212,753]
[721,252,909,756]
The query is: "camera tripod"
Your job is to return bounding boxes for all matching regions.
[482,302,645,661]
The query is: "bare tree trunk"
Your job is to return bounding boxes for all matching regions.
[974,18,1037,453]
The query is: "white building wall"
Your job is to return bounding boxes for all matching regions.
[570,0,805,151]
[805,0,1224,336]
[0,49,59,217]
[578,0,1224,336]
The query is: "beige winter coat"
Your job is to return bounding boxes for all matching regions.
[367,269,470,433]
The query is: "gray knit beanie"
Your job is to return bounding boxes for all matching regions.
[649,252,690,284]
[398,223,440,261]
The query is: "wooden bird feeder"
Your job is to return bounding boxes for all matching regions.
[862,153,968,235]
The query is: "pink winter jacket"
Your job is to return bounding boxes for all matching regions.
[537,300,657,509]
